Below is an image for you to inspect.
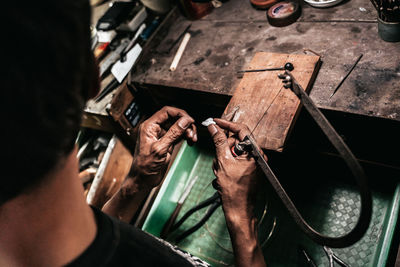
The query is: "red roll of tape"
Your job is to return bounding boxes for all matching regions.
[267,0,301,27]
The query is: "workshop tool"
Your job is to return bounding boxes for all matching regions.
[94,42,110,59]
[371,0,400,41]
[171,191,221,243]
[323,246,350,267]
[163,24,192,54]
[120,23,146,62]
[112,43,142,83]
[160,175,200,239]
[370,0,400,22]
[96,2,136,31]
[94,78,119,103]
[238,62,294,73]
[170,32,191,71]
[140,17,161,41]
[329,54,363,98]
[299,246,317,267]
[231,70,372,248]
[99,38,130,77]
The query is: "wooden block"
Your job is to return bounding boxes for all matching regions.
[223,52,321,152]
[86,136,133,208]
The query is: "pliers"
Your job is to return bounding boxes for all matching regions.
[170,192,221,242]
[323,246,350,267]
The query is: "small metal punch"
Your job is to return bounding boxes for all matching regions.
[238,62,294,73]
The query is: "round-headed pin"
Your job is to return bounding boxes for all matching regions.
[284,62,294,71]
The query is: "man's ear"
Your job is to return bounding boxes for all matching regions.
[87,55,100,100]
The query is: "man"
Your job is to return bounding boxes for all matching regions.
[1,1,266,266]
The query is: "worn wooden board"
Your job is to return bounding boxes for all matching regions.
[222,52,320,152]
[86,136,133,208]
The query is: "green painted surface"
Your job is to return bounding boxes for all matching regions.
[142,143,400,266]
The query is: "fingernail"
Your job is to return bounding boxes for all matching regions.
[178,118,191,129]
[208,124,218,136]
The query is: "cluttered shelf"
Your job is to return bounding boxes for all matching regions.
[132,0,400,122]
[83,1,178,133]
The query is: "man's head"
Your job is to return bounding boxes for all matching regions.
[2,1,95,203]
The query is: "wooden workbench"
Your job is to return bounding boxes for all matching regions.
[128,1,400,264]
[132,0,400,122]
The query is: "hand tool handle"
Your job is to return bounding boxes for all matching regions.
[160,204,183,239]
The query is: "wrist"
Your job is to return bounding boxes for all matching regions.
[225,211,258,239]
[120,175,153,199]
[128,161,159,190]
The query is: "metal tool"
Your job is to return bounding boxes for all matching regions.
[160,175,200,239]
[299,246,317,267]
[120,23,146,62]
[232,70,372,248]
[323,246,350,267]
[238,62,294,73]
[329,54,363,98]
[164,24,192,55]
[99,38,130,77]
[170,192,221,243]
[94,78,119,103]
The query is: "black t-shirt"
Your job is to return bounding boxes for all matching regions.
[66,207,210,267]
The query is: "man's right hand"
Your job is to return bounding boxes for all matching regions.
[207,118,266,267]
[207,118,261,221]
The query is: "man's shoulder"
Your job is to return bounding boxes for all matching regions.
[68,207,210,267]
[110,213,210,267]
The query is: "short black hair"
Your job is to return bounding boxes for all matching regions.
[1,0,94,203]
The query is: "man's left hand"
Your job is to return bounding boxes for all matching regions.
[131,106,197,189]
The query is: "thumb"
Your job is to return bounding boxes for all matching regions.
[208,124,231,158]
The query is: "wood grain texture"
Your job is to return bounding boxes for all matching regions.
[223,52,320,152]
[87,137,133,208]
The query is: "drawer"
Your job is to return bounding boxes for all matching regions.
[142,141,400,266]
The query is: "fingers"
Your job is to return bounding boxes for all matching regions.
[213,118,251,141]
[207,124,232,158]
[185,124,198,143]
[147,106,190,125]
[157,116,195,155]
[147,106,197,142]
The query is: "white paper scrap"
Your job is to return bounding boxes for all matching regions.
[201,118,216,127]
[111,43,142,83]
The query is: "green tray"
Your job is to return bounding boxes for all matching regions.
[142,142,400,266]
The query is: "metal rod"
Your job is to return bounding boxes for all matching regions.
[329,54,363,99]
[237,67,284,73]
